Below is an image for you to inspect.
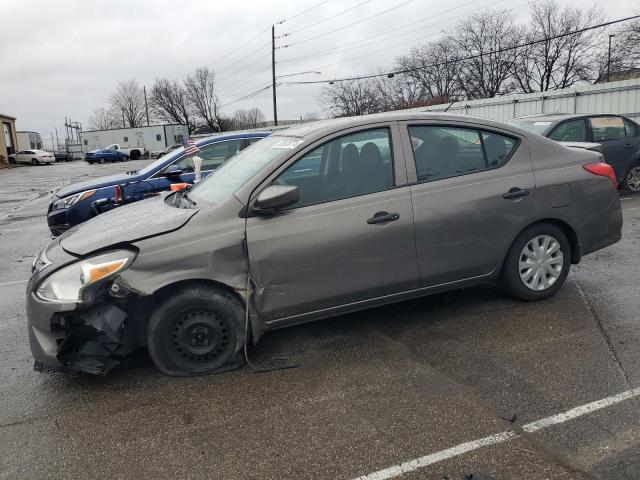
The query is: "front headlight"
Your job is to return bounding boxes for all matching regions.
[36,249,136,303]
[52,189,96,210]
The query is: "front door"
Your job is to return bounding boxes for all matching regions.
[400,121,534,287]
[246,125,419,322]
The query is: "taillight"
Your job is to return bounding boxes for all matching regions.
[583,163,617,189]
[114,185,123,203]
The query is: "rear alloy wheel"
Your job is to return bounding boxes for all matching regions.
[502,223,570,301]
[99,157,106,164]
[147,285,245,376]
[624,164,640,193]
[31,158,39,166]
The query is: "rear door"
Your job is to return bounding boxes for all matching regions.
[246,124,419,323]
[400,121,534,287]
[588,116,631,180]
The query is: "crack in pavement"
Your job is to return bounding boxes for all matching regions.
[575,281,631,387]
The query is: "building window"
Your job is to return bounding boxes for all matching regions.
[156,134,162,141]
[123,136,129,142]
[84,139,88,146]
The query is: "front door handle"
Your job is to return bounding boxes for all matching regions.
[503,187,530,200]
[624,143,634,149]
[367,211,400,224]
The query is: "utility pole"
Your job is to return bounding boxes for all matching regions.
[607,34,615,83]
[143,85,150,126]
[272,24,278,127]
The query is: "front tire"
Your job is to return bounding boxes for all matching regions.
[147,285,245,376]
[31,158,39,166]
[501,223,571,301]
[99,157,106,164]
[623,163,640,193]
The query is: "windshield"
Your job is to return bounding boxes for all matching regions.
[189,136,301,205]
[137,146,187,175]
[508,120,556,135]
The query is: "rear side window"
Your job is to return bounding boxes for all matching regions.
[275,128,394,208]
[590,117,626,141]
[624,119,638,138]
[199,139,243,170]
[549,119,587,142]
[408,126,517,182]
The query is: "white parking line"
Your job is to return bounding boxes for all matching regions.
[0,280,27,287]
[352,386,640,480]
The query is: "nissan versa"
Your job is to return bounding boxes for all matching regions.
[26,113,622,376]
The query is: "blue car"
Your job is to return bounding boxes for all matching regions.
[47,132,269,236]
[84,148,127,164]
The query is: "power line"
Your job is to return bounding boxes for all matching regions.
[218,85,272,108]
[287,0,419,47]
[281,0,375,36]
[203,28,271,69]
[277,0,492,65]
[279,0,333,24]
[281,14,640,85]
[214,42,271,77]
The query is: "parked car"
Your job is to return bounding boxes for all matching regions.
[508,114,640,192]
[48,132,268,236]
[103,143,147,160]
[9,149,55,165]
[151,144,181,158]
[54,152,71,162]
[84,148,127,164]
[27,112,622,376]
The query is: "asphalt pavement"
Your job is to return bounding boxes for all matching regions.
[0,159,639,479]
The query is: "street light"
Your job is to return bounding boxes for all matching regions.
[607,34,616,83]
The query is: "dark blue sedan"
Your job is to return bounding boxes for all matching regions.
[47,132,269,235]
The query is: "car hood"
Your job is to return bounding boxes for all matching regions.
[54,173,140,198]
[59,195,197,256]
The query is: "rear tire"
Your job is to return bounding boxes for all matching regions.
[31,158,39,166]
[623,162,640,193]
[99,157,106,164]
[147,285,245,376]
[501,223,571,301]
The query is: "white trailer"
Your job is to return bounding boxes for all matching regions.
[16,131,43,151]
[80,124,187,156]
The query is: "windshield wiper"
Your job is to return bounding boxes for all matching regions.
[176,186,197,208]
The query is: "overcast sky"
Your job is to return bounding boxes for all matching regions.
[0,0,636,144]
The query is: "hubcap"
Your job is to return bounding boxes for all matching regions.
[627,166,640,192]
[519,235,564,291]
[170,310,230,364]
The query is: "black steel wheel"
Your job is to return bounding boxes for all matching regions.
[147,284,245,376]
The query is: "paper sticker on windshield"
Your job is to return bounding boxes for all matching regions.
[271,139,303,149]
[533,121,552,126]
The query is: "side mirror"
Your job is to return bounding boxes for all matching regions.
[164,164,183,177]
[253,185,299,213]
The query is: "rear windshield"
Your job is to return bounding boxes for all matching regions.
[189,136,301,205]
[508,120,557,135]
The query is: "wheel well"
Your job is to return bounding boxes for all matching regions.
[152,279,245,308]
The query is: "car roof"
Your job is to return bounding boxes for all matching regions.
[510,113,631,123]
[271,112,516,140]
[195,131,270,146]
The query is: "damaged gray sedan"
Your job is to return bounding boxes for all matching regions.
[27,112,623,376]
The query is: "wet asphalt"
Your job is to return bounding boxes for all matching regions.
[0,159,639,480]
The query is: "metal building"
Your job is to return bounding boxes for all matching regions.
[412,78,640,123]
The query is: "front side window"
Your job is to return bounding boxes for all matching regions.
[274,128,394,209]
[408,126,517,182]
[198,139,243,170]
[590,117,626,141]
[549,119,587,142]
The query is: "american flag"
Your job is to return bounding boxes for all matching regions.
[182,138,200,156]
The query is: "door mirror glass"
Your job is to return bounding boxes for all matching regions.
[254,185,299,212]
[164,164,183,177]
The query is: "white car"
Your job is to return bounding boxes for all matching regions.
[9,149,55,165]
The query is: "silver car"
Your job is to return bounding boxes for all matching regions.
[26,112,622,376]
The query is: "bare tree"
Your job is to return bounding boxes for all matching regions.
[302,111,320,122]
[319,79,382,117]
[395,39,462,102]
[453,9,520,99]
[373,74,428,111]
[185,67,221,132]
[230,108,265,130]
[150,78,194,133]
[87,107,115,130]
[108,79,146,128]
[512,0,602,91]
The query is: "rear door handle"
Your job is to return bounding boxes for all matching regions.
[367,211,400,224]
[503,188,530,200]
